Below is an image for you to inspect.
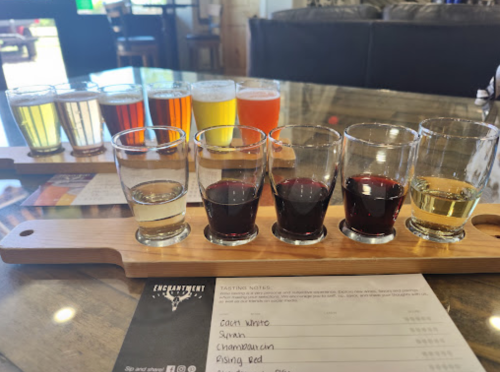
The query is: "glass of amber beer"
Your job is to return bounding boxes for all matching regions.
[147,81,192,142]
[55,81,105,157]
[6,85,63,156]
[236,79,280,140]
[99,84,145,146]
[112,126,190,247]
[192,80,236,146]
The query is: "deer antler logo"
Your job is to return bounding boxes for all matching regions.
[163,287,193,312]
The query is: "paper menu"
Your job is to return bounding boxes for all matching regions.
[206,275,484,372]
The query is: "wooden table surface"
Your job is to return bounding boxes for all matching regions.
[0,67,499,372]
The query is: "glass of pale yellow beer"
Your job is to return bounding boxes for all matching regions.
[192,80,236,146]
[6,85,63,156]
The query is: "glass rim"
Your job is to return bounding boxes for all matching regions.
[6,84,55,95]
[111,126,186,152]
[420,117,500,141]
[268,125,342,148]
[194,125,267,151]
[191,80,235,89]
[99,83,143,94]
[54,81,99,93]
[147,81,191,90]
[344,123,419,148]
[236,79,280,90]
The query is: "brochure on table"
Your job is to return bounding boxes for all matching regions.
[113,274,485,372]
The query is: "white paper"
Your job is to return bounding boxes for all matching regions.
[71,171,221,206]
[206,274,485,372]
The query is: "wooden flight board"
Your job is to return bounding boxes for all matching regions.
[0,140,295,174]
[1,204,500,278]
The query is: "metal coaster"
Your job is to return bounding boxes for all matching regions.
[339,219,395,244]
[272,223,327,246]
[136,223,191,247]
[204,225,259,246]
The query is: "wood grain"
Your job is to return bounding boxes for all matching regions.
[2,204,500,278]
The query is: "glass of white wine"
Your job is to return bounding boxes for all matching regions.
[6,85,63,156]
[407,118,500,243]
[112,126,190,247]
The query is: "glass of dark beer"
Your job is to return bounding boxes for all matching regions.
[194,125,266,246]
[99,84,145,146]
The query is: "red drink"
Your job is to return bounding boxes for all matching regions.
[343,174,406,236]
[237,89,280,144]
[148,91,192,142]
[100,96,145,146]
[273,178,332,237]
[203,180,261,237]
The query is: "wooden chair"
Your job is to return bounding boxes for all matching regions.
[186,4,222,72]
[105,1,160,68]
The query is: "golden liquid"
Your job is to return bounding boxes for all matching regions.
[130,180,187,239]
[10,100,61,154]
[410,176,481,233]
[56,91,103,155]
[192,98,236,146]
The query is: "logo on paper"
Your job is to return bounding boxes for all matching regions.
[166,366,176,372]
[152,284,206,312]
[177,366,186,372]
[187,366,196,372]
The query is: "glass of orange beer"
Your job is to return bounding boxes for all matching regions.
[147,82,192,142]
[237,79,280,143]
[99,84,145,146]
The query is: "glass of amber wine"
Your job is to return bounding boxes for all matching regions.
[99,84,145,146]
[408,118,500,243]
[112,126,190,247]
[6,85,63,156]
[147,81,192,142]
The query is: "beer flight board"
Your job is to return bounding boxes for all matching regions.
[1,204,500,278]
[0,140,295,174]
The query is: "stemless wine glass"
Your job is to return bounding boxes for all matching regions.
[195,125,266,246]
[112,126,190,247]
[192,80,236,146]
[6,85,63,156]
[99,84,145,145]
[55,81,105,157]
[407,118,499,243]
[341,123,419,244]
[268,125,342,245]
[236,79,280,135]
[147,81,192,142]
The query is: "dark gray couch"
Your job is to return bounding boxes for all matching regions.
[248,4,500,97]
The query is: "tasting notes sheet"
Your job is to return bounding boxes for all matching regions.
[113,275,485,372]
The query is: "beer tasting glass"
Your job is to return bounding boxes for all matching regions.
[195,125,266,246]
[236,79,280,137]
[112,126,190,247]
[192,80,236,146]
[54,81,105,157]
[99,84,145,146]
[268,125,342,245]
[147,81,192,142]
[407,118,499,243]
[341,123,419,244]
[6,85,63,156]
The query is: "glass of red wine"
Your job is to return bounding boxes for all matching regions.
[268,125,342,245]
[341,123,419,244]
[194,125,266,246]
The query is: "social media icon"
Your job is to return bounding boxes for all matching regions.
[177,366,186,372]
[166,366,176,372]
[188,366,196,372]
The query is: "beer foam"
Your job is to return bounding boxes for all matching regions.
[236,89,280,101]
[148,89,189,100]
[192,80,235,102]
[9,94,54,107]
[99,93,143,105]
[56,91,100,102]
